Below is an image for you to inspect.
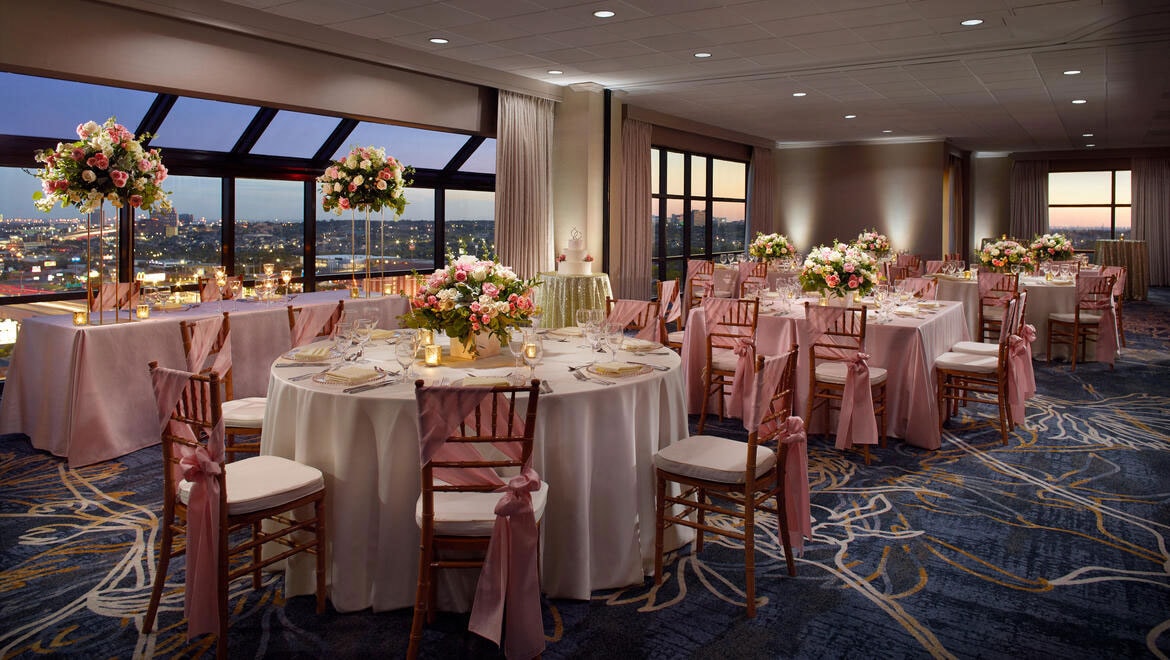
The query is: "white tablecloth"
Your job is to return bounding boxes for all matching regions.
[261,334,690,612]
[0,291,409,466]
[681,299,969,450]
[934,275,1078,358]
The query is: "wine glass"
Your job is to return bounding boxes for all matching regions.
[353,318,376,358]
[602,323,624,363]
[228,279,243,301]
[508,328,526,374]
[333,321,354,356]
[395,340,417,381]
[281,270,293,296]
[522,334,543,380]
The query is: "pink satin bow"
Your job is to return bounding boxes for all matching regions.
[177,436,224,638]
[727,337,756,419]
[836,352,878,450]
[468,468,545,660]
[778,416,811,555]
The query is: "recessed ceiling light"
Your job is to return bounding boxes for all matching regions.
[429,37,448,44]
[1063,69,1082,75]
[882,129,893,133]
[1082,132,1094,137]
[960,19,983,26]
[593,10,615,18]
[792,92,807,97]
[844,114,857,119]
[1086,143,1096,148]
[547,69,563,75]
[1072,99,1087,104]
[694,52,712,58]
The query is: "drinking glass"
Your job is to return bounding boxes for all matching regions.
[508,328,526,372]
[333,321,354,356]
[353,318,376,356]
[602,323,624,362]
[228,279,243,301]
[395,340,417,380]
[281,269,293,296]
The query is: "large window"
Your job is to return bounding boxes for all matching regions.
[1048,170,1131,250]
[650,147,747,286]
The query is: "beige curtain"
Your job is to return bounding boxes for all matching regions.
[1132,157,1170,286]
[747,147,776,236]
[945,154,965,257]
[1009,160,1048,239]
[613,118,653,299]
[494,90,554,279]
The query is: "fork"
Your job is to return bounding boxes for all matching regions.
[572,369,613,385]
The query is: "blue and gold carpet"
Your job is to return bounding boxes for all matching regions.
[2,291,1169,659]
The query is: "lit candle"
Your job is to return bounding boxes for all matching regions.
[349,285,361,298]
[73,311,88,326]
[524,342,538,359]
[136,304,150,320]
[964,270,972,279]
[424,344,441,366]
[418,329,434,346]
[263,263,275,276]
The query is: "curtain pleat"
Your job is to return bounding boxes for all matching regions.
[1132,157,1170,286]
[1009,160,1048,239]
[613,118,652,299]
[494,90,555,279]
[946,154,964,257]
[747,147,776,236]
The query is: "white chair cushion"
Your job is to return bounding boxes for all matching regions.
[415,480,549,536]
[179,454,324,515]
[981,306,1006,319]
[1049,312,1103,324]
[666,330,685,345]
[935,351,998,373]
[710,347,741,372]
[654,434,775,484]
[814,362,888,385]
[950,340,998,356]
[222,397,267,428]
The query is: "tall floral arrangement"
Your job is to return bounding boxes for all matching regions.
[853,229,891,258]
[402,255,541,349]
[748,232,796,262]
[799,241,880,297]
[30,117,170,213]
[318,146,412,214]
[1029,232,1075,262]
[979,238,1034,273]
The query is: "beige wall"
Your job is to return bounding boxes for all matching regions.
[551,86,606,261]
[773,141,947,258]
[972,155,1012,254]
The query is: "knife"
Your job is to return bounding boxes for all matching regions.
[276,362,331,367]
[343,379,397,394]
[629,360,669,371]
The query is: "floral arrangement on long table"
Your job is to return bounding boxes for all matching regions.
[1029,232,1075,262]
[979,238,1035,273]
[799,241,880,298]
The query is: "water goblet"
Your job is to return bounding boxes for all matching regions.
[507,328,527,380]
[353,318,376,358]
[281,270,293,296]
[395,340,417,381]
[228,279,243,301]
[602,323,624,363]
[333,321,354,356]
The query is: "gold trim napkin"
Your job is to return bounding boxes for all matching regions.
[324,366,381,385]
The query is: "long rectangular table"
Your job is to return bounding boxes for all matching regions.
[682,299,969,450]
[0,291,409,466]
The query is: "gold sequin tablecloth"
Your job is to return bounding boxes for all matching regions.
[537,272,613,328]
[1095,239,1148,300]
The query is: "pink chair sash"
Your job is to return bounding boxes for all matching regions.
[607,300,659,341]
[805,307,878,449]
[90,282,137,311]
[726,337,755,419]
[900,277,937,299]
[152,365,224,639]
[659,279,681,324]
[415,386,544,658]
[925,260,943,274]
[290,304,337,347]
[1007,330,1036,423]
[200,279,222,302]
[184,316,232,378]
[977,273,1013,306]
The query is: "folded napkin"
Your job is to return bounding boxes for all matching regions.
[370,329,396,340]
[324,366,381,385]
[916,300,940,309]
[292,346,332,361]
[461,376,511,387]
[622,338,660,351]
[552,326,583,336]
[593,361,644,376]
[893,307,918,317]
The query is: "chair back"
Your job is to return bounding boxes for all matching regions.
[657,279,681,324]
[703,297,759,349]
[149,361,225,509]
[605,298,660,341]
[752,349,799,439]
[89,281,140,311]
[288,301,345,347]
[198,275,243,302]
[1074,273,1116,319]
[899,277,937,299]
[804,303,867,365]
[1100,265,1126,299]
[885,264,912,284]
[896,253,923,275]
[978,271,1018,305]
[180,312,235,401]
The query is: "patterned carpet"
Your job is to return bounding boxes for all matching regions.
[2,290,1169,659]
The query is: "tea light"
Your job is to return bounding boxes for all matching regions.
[424,344,441,366]
[524,342,538,359]
[136,304,150,320]
[349,285,361,298]
[383,283,395,296]
[964,270,972,279]
[73,311,88,326]
[418,329,434,346]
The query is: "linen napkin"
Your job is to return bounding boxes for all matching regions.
[461,376,511,387]
[622,338,660,352]
[551,326,583,337]
[323,366,381,385]
[292,345,332,361]
[371,329,396,340]
[593,361,643,376]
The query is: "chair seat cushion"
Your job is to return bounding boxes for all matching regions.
[666,330,685,345]
[415,480,549,536]
[935,351,998,373]
[814,362,888,385]
[654,434,775,484]
[1049,312,1103,324]
[710,347,742,372]
[950,340,998,356]
[179,455,324,515]
[222,397,267,428]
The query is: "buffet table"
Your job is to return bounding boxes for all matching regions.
[0,291,409,466]
[536,272,613,329]
[1095,239,1148,300]
[681,298,968,451]
[262,334,690,611]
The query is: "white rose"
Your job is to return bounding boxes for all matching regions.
[81,170,96,183]
[470,266,489,282]
[376,179,388,190]
[352,174,364,186]
[360,159,371,169]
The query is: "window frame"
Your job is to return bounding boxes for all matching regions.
[1047,168,1131,250]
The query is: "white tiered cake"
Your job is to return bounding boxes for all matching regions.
[557,228,592,275]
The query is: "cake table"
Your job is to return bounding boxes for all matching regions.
[537,271,613,329]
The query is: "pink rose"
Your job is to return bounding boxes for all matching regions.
[826,274,841,287]
[848,275,860,289]
[339,198,351,209]
[129,194,143,207]
[347,182,357,192]
[454,271,467,282]
[482,283,498,297]
[71,148,86,161]
[844,263,855,273]
[481,314,490,324]
[110,170,129,187]
[378,169,392,180]
[471,322,480,331]
[154,164,168,184]
[470,302,481,312]
[87,153,109,170]
[137,158,154,172]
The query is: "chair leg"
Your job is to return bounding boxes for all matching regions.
[744,501,756,618]
[1117,303,1126,347]
[314,497,327,614]
[695,488,705,553]
[653,473,665,586]
[407,540,431,660]
[251,521,262,589]
[143,515,175,634]
[697,368,711,433]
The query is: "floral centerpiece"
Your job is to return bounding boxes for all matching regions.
[1029,232,1075,262]
[798,241,880,298]
[31,117,170,213]
[748,232,796,262]
[318,145,411,215]
[979,238,1035,273]
[853,229,891,258]
[402,255,541,355]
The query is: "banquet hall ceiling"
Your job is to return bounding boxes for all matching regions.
[101,0,1170,153]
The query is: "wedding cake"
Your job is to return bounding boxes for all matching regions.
[557,228,592,275]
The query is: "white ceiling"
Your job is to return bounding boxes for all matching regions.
[102,0,1170,153]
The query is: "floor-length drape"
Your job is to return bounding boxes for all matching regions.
[1009,160,1048,239]
[614,118,652,299]
[1132,157,1170,286]
[495,91,555,279]
[747,147,776,236]
[945,153,964,257]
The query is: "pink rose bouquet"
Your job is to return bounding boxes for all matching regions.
[799,240,880,297]
[318,145,413,215]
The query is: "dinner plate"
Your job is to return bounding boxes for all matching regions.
[588,363,652,378]
[283,346,341,361]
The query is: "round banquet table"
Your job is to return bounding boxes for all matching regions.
[260,331,690,612]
